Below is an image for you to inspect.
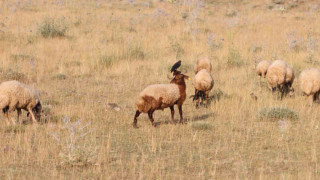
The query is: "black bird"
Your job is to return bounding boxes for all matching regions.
[170,60,181,72]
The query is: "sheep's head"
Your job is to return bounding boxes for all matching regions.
[28,101,42,121]
[170,71,189,85]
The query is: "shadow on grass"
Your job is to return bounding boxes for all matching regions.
[150,112,215,127]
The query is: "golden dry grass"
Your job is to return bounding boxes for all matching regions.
[0,0,320,179]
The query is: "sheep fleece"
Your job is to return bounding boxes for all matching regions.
[285,66,294,84]
[194,57,212,74]
[193,69,214,91]
[136,84,180,113]
[256,60,271,78]
[0,81,40,110]
[299,68,320,95]
[266,60,287,88]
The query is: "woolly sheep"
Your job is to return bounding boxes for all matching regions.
[299,68,320,105]
[285,65,295,94]
[192,69,214,107]
[266,60,288,97]
[256,60,271,80]
[133,71,189,128]
[194,57,212,74]
[0,80,42,125]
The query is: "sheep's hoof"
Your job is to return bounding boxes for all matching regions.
[152,123,158,127]
[133,123,139,128]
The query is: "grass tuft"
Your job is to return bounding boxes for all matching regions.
[258,107,299,121]
[37,17,68,38]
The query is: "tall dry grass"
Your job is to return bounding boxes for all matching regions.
[0,0,320,179]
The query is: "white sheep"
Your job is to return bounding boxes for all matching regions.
[266,60,288,97]
[192,69,214,107]
[256,60,271,83]
[299,68,320,105]
[133,71,189,128]
[194,57,212,74]
[0,80,42,125]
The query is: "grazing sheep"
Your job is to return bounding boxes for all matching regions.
[192,69,214,107]
[256,60,271,85]
[0,80,42,125]
[266,60,288,98]
[299,68,320,105]
[285,65,295,95]
[194,57,212,74]
[133,70,189,128]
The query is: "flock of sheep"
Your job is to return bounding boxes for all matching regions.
[257,59,320,105]
[133,58,320,128]
[133,58,214,128]
[0,57,319,127]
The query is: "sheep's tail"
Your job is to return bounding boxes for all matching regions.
[135,97,151,113]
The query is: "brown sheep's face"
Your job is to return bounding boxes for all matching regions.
[170,71,189,85]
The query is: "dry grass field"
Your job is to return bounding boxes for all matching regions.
[0,0,320,179]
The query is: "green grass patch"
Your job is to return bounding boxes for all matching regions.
[258,107,298,121]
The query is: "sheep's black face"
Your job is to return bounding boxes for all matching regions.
[33,102,42,121]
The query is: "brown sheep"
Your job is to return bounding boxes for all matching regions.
[133,70,189,128]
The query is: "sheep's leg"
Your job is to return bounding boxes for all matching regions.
[27,107,38,124]
[148,110,156,127]
[309,95,315,106]
[280,86,285,100]
[178,105,184,124]
[17,109,22,124]
[193,89,198,101]
[133,110,140,128]
[205,91,209,107]
[169,106,175,124]
[4,111,10,125]
[8,110,15,125]
[259,76,262,92]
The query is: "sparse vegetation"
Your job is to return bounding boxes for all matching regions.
[227,48,244,68]
[258,107,299,121]
[37,17,68,38]
[0,0,319,179]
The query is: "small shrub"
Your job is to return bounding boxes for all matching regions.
[99,55,116,68]
[0,69,28,82]
[191,121,213,130]
[37,18,68,38]
[227,48,244,68]
[48,117,97,167]
[225,10,237,17]
[128,46,145,60]
[10,54,33,61]
[258,107,298,121]
[51,73,67,80]
[3,125,26,133]
[170,40,184,59]
[43,99,60,105]
[64,61,82,67]
[182,12,188,19]
[209,88,230,102]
